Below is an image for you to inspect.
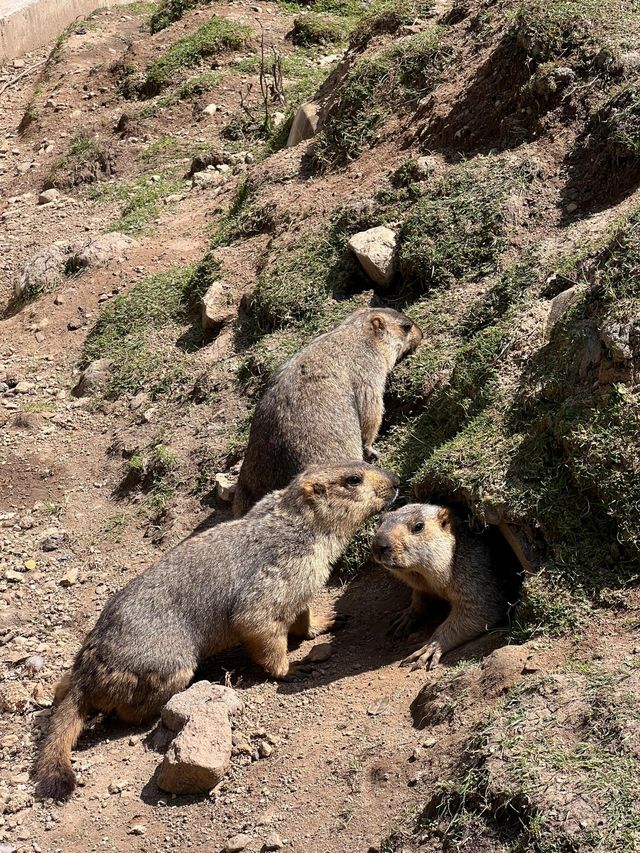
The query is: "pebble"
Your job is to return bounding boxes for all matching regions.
[60,566,79,587]
[24,655,45,673]
[258,740,273,758]
[5,570,24,583]
[38,189,60,205]
[307,642,332,663]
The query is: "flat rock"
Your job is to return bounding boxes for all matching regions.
[157,703,232,795]
[72,358,113,397]
[348,226,398,286]
[225,834,252,852]
[38,188,59,205]
[70,233,137,269]
[162,681,244,733]
[286,102,319,147]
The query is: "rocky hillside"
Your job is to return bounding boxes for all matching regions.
[1,0,640,851]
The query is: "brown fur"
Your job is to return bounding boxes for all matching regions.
[35,462,399,800]
[233,308,422,516]
[372,504,508,669]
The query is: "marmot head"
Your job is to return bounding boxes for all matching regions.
[292,461,400,534]
[371,503,456,576]
[357,308,423,367]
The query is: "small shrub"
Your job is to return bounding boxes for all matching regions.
[351,0,435,47]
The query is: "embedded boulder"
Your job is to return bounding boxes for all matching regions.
[69,233,137,271]
[286,103,319,147]
[72,359,113,397]
[348,226,398,286]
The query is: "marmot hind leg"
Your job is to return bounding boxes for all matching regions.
[288,607,341,640]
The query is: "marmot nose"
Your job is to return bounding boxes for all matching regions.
[372,533,392,559]
[386,471,400,488]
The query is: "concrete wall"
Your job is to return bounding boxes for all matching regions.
[0,0,130,63]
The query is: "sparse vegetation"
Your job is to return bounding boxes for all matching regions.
[82,259,217,397]
[291,13,348,46]
[44,131,113,189]
[314,27,453,165]
[141,17,252,95]
[90,174,185,233]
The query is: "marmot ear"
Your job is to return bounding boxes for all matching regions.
[436,507,452,530]
[301,477,327,503]
[371,315,386,337]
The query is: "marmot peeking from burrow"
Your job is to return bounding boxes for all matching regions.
[35,462,400,801]
[372,504,508,669]
[233,308,422,516]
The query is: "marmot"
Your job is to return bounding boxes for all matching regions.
[233,307,422,516]
[36,462,399,801]
[371,504,507,669]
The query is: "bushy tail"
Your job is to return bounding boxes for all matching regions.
[35,683,88,800]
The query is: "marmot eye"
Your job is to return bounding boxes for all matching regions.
[346,474,363,486]
[412,521,424,534]
[401,322,413,334]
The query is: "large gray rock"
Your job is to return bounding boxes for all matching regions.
[286,103,319,147]
[70,233,137,270]
[157,703,232,795]
[348,226,398,286]
[72,359,113,397]
[15,243,71,300]
[162,681,244,733]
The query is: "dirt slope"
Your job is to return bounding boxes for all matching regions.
[1,0,640,851]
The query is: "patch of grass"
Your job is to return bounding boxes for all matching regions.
[149,0,200,32]
[21,401,55,414]
[138,71,222,117]
[398,163,515,293]
[103,512,129,542]
[142,17,252,96]
[90,174,185,233]
[314,27,453,165]
[245,229,368,339]
[44,131,113,189]
[351,0,435,47]
[83,258,217,397]
[291,13,349,46]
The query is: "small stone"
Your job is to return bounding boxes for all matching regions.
[15,381,35,393]
[202,103,219,115]
[38,188,59,205]
[41,534,65,551]
[367,696,390,716]
[5,570,24,583]
[414,155,438,178]
[262,831,284,851]
[72,358,112,397]
[348,226,398,286]
[307,642,332,663]
[215,473,236,502]
[162,681,244,732]
[109,779,129,794]
[24,655,45,673]
[258,740,273,758]
[202,280,234,333]
[157,703,232,795]
[129,391,149,412]
[225,834,252,852]
[35,331,46,343]
[60,566,79,587]
[565,202,578,213]
[128,824,146,836]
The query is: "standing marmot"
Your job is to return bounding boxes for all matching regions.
[233,307,422,516]
[372,504,508,669]
[35,461,399,801]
